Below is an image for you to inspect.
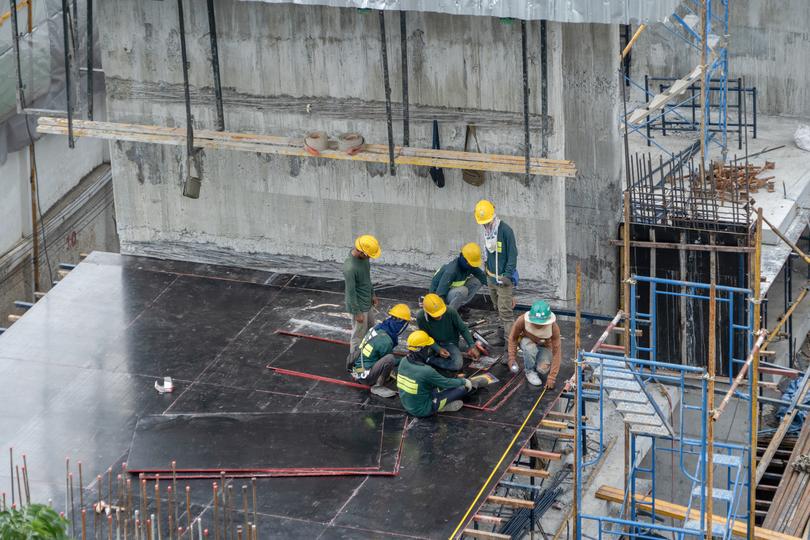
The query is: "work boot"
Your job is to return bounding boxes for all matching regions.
[370,385,397,398]
[525,371,542,387]
[488,327,505,347]
[440,400,464,412]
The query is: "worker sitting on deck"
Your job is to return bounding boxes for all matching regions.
[397,330,476,416]
[351,303,412,398]
[507,301,561,389]
[429,242,487,316]
[344,234,381,367]
[416,294,480,372]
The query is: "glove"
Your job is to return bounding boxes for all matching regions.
[545,378,556,390]
[463,378,474,392]
[508,360,521,374]
[498,276,513,287]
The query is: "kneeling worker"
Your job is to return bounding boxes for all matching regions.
[429,243,487,314]
[351,303,411,398]
[397,330,475,416]
[507,301,561,389]
[416,293,479,372]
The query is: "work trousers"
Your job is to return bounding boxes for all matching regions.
[487,278,515,334]
[520,338,552,380]
[359,354,399,387]
[446,278,483,311]
[429,386,471,415]
[347,310,375,366]
[426,342,466,372]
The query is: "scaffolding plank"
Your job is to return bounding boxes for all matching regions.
[485,495,534,509]
[126,411,387,472]
[37,117,577,177]
[595,485,800,540]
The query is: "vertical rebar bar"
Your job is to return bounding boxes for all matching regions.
[379,10,395,175]
[539,20,548,161]
[69,473,76,538]
[521,19,530,181]
[61,0,74,147]
[212,483,219,540]
[205,0,224,131]
[251,478,256,532]
[86,0,93,119]
[241,486,248,536]
[399,11,408,147]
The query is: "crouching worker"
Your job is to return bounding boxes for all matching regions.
[507,301,561,389]
[397,331,475,416]
[351,303,411,398]
[416,293,480,372]
[429,243,487,315]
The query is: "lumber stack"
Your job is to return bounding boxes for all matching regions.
[762,419,810,537]
[37,117,577,178]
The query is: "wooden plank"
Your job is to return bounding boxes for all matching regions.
[756,366,810,485]
[539,419,569,430]
[595,485,801,540]
[37,117,577,177]
[462,528,511,540]
[763,418,810,529]
[485,495,534,509]
[507,466,550,478]
[520,449,561,460]
[472,515,504,525]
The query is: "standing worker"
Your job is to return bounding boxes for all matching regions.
[350,303,411,398]
[416,294,479,372]
[429,242,487,316]
[506,301,561,388]
[396,330,476,416]
[344,234,381,366]
[475,199,517,346]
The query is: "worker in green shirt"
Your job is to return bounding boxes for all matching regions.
[350,303,412,398]
[475,199,518,346]
[416,293,479,372]
[429,242,487,316]
[343,234,381,367]
[397,330,475,416]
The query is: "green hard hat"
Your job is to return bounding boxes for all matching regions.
[527,300,556,325]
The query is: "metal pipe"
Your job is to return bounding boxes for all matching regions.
[521,19,530,181]
[206,0,224,131]
[378,10,395,175]
[713,330,765,420]
[86,0,93,119]
[539,20,547,161]
[61,0,74,147]
[9,0,25,112]
[399,11,408,146]
[706,283,715,539]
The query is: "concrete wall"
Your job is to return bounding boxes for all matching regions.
[630,0,810,118]
[98,0,621,310]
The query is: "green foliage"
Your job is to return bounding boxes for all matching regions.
[0,504,70,540]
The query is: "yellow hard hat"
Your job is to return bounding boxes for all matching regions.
[461,242,482,267]
[388,303,411,321]
[354,234,381,259]
[474,199,495,225]
[422,293,447,318]
[406,330,435,351]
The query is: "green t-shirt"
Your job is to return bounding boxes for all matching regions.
[397,354,464,417]
[343,252,373,314]
[353,327,395,371]
[416,307,474,347]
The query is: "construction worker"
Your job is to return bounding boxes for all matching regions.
[416,293,479,372]
[475,199,518,346]
[350,303,411,398]
[429,242,487,315]
[396,330,475,416]
[507,301,561,389]
[344,234,381,365]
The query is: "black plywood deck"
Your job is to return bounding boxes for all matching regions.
[0,252,604,538]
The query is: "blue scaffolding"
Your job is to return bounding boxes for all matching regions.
[575,274,755,540]
[623,1,730,161]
